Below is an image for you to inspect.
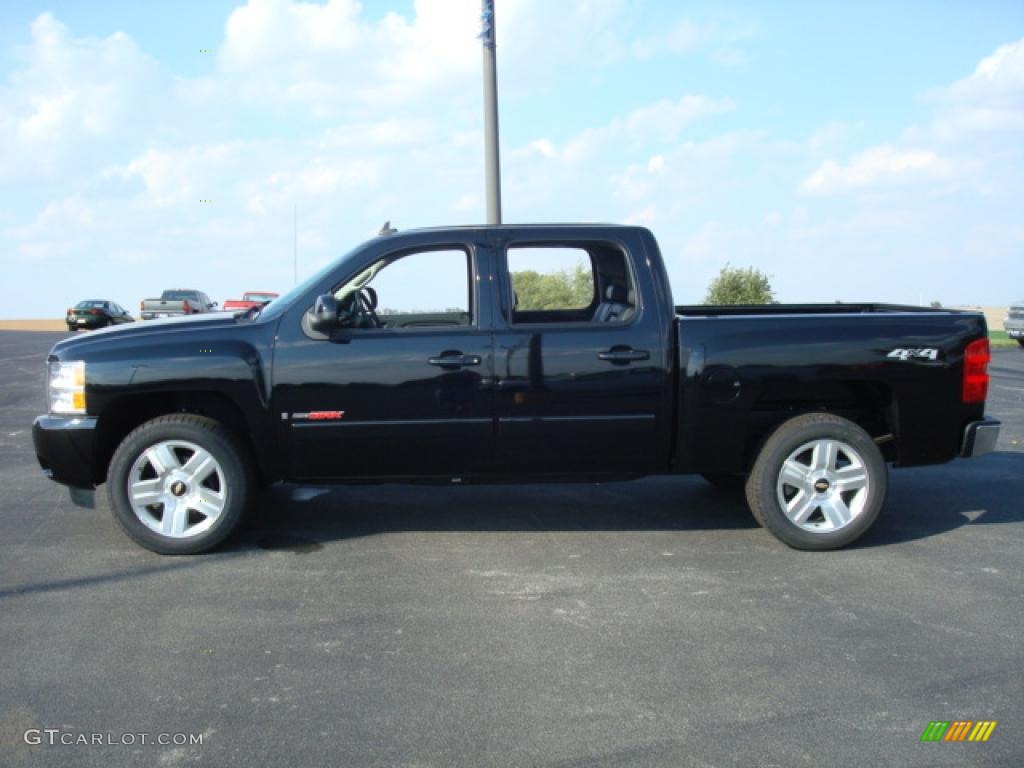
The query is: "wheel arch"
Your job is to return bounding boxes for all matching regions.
[740,380,900,472]
[93,391,273,485]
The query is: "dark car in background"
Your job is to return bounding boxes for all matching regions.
[1004,300,1024,347]
[65,300,134,332]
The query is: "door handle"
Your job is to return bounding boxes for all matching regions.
[427,352,482,368]
[597,347,650,364]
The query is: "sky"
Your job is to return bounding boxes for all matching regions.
[0,0,1022,318]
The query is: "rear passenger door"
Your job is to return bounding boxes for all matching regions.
[490,233,670,476]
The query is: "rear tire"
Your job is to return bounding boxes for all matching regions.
[1017,339,1024,348]
[107,414,252,554]
[745,413,887,551]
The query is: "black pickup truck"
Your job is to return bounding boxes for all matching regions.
[33,224,1000,554]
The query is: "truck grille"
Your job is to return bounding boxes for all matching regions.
[1010,308,1024,320]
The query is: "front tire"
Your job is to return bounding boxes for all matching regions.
[745,413,887,550]
[107,414,252,554]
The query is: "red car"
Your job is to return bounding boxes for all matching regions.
[222,291,279,312]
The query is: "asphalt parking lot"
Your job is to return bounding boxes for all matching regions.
[1,330,1022,767]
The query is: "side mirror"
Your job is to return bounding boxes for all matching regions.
[211,301,219,308]
[310,294,338,333]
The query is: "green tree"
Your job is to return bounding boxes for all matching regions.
[512,264,594,310]
[704,264,776,305]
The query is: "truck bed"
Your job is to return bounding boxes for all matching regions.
[675,303,964,317]
[140,300,191,319]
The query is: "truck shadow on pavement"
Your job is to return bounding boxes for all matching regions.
[239,451,1024,553]
[244,475,758,554]
[855,450,1024,548]
[1,455,1019,601]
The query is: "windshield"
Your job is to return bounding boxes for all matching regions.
[256,243,366,322]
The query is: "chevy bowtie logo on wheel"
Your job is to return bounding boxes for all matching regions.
[920,720,997,742]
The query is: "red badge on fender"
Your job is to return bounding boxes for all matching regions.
[307,411,345,421]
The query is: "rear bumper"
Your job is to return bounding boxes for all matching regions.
[960,418,1001,458]
[32,414,98,488]
[66,317,107,329]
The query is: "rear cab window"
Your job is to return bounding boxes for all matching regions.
[505,242,637,325]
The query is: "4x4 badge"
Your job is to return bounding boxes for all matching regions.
[888,348,939,361]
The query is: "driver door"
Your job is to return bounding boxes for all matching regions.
[272,243,495,480]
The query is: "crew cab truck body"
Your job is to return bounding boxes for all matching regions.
[140,289,217,320]
[33,225,1000,554]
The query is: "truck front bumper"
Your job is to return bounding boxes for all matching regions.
[960,418,1001,458]
[32,414,98,489]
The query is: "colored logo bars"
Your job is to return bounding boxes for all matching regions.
[920,721,997,742]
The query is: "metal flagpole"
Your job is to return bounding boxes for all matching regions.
[481,0,502,225]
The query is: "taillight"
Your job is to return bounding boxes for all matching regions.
[962,338,991,404]
[140,300,144,311]
[66,307,73,315]
[182,300,192,313]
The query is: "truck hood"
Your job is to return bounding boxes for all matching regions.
[51,312,241,356]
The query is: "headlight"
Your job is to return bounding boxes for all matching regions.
[48,361,86,415]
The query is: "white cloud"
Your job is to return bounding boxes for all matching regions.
[800,145,952,195]
[925,37,1024,139]
[220,0,362,69]
[219,0,480,110]
[1,6,1021,316]
[319,118,438,148]
[632,16,753,62]
[625,96,736,144]
[452,192,480,213]
[0,13,167,180]
[624,205,657,226]
[548,95,734,165]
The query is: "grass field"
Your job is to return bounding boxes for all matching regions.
[990,329,1021,348]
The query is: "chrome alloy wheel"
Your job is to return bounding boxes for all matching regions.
[775,438,870,533]
[127,440,227,538]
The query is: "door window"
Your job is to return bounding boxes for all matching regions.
[335,248,473,330]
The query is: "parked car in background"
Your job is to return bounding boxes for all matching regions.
[140,289,216,320]
[222,291,279,312]
[65,300,134,331]
[1005,300,1024,347]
